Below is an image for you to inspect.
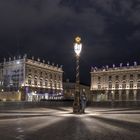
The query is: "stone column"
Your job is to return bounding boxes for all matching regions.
[119,90,122,101]
[105,90,108,101]
[133,90,137,106]
[126,90,129,101]
[134,90,137,101]
[119,90,122,107]
[111,90,115,100]
[126,90,129,107]
[111,90,115,107]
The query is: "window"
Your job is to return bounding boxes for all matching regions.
[58,82,60,88]
[130,74,133,80]
[54,74,56,80]
[40,72,43,77]
[122,81,126,89]
[54,80,57,88]
[59,75,61,81]
[98,76,101,81]
[98,84,101,89]
[137,81,140,88]
[109,82,112,89]
[115,82,119,89]
[34,78,37,86]
[45,80,48,87]
[130,81,133,89]
[50,81,52,88]
[50,73,52,79]
[28,78,32,85]
[28,76,32,85]
[45,72,48,77]
[40,79,43,86]
[122,75,126,80]
[108,76,112,81]
[137,74,140,79]
[115,75,119,81]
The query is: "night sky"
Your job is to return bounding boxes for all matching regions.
[0,0,140,84]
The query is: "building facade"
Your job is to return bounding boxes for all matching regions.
[63,80,91,101]
[0,63,3,90]
[91,64,140,102]
[0,55,63,101]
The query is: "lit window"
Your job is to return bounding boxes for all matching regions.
[16,61,20,64]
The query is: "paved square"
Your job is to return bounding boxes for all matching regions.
[0,107,140,140]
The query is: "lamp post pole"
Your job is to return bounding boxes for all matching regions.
[73,36,82,113]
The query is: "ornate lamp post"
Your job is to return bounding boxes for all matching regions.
[73,36,82,113]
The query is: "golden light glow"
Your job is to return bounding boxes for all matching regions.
[75,36,81,43]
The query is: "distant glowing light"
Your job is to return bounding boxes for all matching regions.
[16,61,20,64]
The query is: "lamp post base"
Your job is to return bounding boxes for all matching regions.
[73,102,81,113]
[73,91,82,114]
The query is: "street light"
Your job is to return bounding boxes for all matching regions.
[73,36,82,113]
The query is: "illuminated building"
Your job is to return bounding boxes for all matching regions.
[90,62,140,102]
[0,55,63,101]
[63,80,90,101]
[0,63,3,91]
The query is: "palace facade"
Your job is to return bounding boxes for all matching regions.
[0,55,63,101]
[90,63,140,102]
[63,80,90,101]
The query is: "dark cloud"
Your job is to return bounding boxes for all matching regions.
[0,0,140,84]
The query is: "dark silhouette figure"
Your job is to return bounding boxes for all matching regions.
[80,93,87,113]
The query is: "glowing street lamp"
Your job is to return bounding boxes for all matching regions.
[73,36,82,113]
[74,37,82,56]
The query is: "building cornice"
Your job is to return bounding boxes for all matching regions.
[91,66,140,74]
[26,59,63,73]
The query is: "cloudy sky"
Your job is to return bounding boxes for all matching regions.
[0,0,140,84]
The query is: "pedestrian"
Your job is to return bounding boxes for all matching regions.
[80,93,87,113]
